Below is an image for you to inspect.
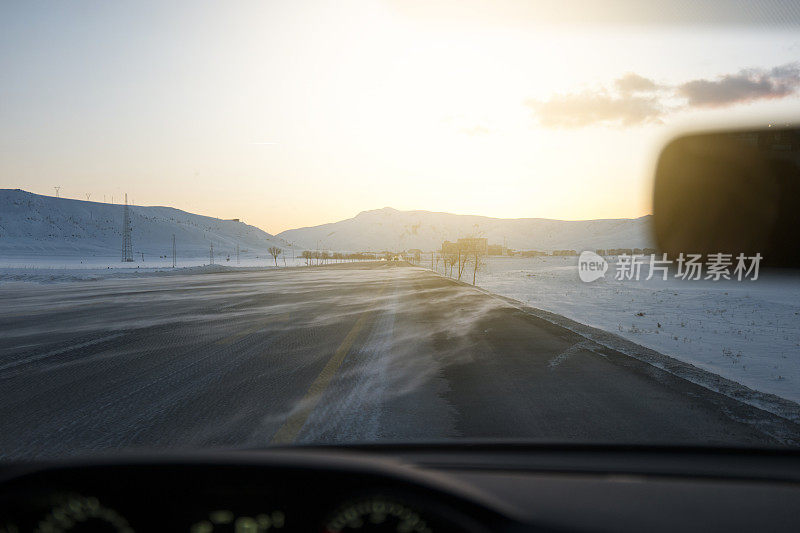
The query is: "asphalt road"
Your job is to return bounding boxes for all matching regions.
[0,262,798,458]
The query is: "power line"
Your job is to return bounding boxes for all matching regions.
[122,193,133,262]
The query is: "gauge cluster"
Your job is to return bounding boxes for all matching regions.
[0,454,503,532]
[323,497,433,533]
[3,447,798,533]
[1,491,450,532]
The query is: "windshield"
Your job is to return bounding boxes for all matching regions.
[1,1,799,459]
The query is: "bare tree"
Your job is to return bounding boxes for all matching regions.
[445,253,457,277]
[301,250,311,266]
[268,246,282,266]
[468,248,485,285]
[456,246,469,281]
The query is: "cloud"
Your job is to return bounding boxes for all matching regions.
[527,91,664,128]
[615,73,660,95]
[529,62,800,128]
[677,63,800,107]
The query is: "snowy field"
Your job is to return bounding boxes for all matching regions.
[440,256,800,404]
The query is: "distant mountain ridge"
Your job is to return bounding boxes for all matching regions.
[0,189,289,259]
[278,207,654,252]
[0,190,653,259]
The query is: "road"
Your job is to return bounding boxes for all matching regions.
[0,262,798,458]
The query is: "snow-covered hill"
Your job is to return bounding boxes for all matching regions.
[0,189,290,260]
[0,190,653,263]
[278,207,654,252]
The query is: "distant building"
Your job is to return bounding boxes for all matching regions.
[441,241,459,254]
[520,250,547,257]
[442,238,488,255]
[456,237,488,254]
[487,244,505,256]
[604,248,657,256]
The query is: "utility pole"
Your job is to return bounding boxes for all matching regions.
[236,244,240,265]
[122,193,133,262]
[210,242,214,265]
[54,186,61,198]
[172,234,176,268]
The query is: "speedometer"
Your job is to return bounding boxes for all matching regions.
[34,495,133,533]
[323,497,431,533]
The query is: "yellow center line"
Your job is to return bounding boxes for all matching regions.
[271,283,388,444]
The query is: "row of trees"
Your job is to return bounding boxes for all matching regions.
[269,246,485,282]
[434,245,485,285]
[299,250,378,266]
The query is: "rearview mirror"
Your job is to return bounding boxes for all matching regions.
[653,127,800,268]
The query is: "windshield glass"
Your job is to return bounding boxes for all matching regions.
[1,1,799,459]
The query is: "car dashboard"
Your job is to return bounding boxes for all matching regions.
[0,450,509,533]
[1,445,799,532]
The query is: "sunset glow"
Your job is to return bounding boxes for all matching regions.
[2,1,799,233]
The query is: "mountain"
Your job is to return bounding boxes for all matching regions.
[0,190,653,261]
[278,207,654,252]
[0,189,289,259]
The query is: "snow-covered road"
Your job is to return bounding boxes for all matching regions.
[1,262,798,459]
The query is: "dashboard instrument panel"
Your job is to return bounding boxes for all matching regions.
[0,452,504,533]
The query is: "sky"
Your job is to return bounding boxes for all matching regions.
[1,1,800,234]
